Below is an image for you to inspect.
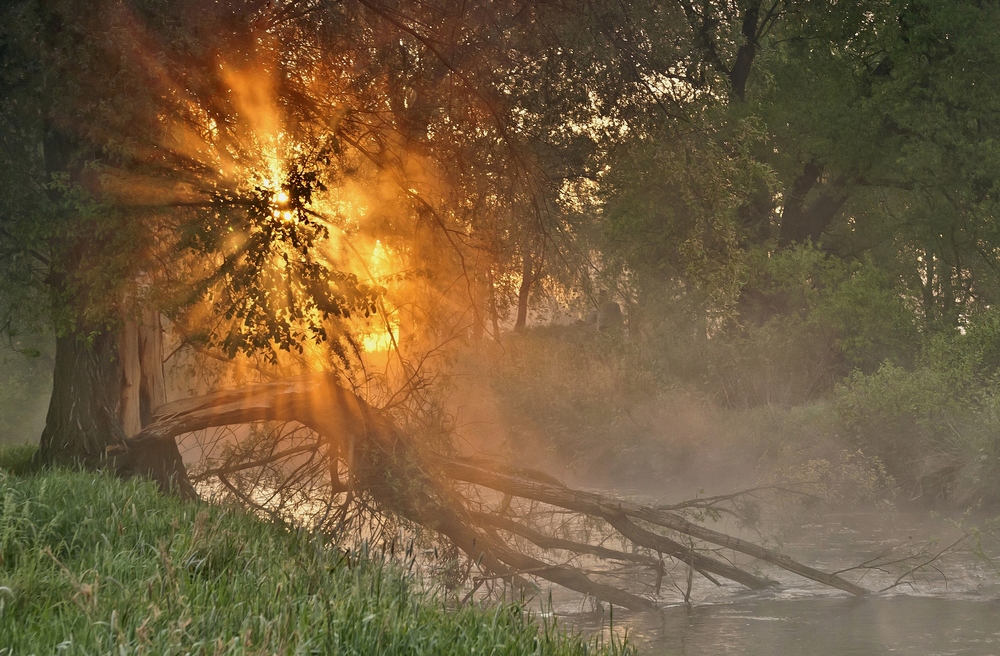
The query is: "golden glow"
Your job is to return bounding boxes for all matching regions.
[361,318,400,352]
[370,240,390,277]
[360,240,399,352]
[162,53,420,365]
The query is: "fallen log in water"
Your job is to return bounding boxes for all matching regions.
[439,458,869,597]
[121,372,870,609]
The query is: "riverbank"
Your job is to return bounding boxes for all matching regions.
[0,447,632,655]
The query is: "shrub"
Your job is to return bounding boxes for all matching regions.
[833,311,1000,504]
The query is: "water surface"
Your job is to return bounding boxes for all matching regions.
[562,512,1000,655]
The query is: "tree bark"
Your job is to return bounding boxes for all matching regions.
[439,459,866,596]
[471,268,487,343]
[729,1,761,99]
[39,310,188,496]
[121,319,142,438]
[38,328,129,466]
[778,162,848,247]
[121,309,168,436]
[487,266,502,340]
[37,123,170,466]
[921,249,936,324]
[37,128,131,466]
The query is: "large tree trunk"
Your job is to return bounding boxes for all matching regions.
[38,327,128,466]
[121,309,168,436]
[39,310,189,492]
[37,128,131,466]
[36,126,134,466]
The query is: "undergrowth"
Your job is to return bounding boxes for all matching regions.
[0,455,633,655]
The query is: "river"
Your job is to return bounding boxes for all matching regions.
[559,511,1000,655]
[225,471,1000,654]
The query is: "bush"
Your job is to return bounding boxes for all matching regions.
[834,311,1000,504]
[630,244,919,408]
[482,330,888,499]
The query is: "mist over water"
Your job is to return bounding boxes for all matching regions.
[618,596,1000,655]
[557,510,1000,655]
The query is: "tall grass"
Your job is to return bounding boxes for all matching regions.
[0,457,632,655]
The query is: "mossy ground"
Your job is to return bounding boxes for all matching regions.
[0,450,632,655]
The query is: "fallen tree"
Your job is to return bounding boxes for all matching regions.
[118,372,870,610]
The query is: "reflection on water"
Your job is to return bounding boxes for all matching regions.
[618,596,1000,655]
[561,512,1000,655]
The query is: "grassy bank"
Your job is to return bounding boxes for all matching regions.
[0,449,632,655]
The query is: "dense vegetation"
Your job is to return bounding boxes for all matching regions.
[3,0,1000,645]
[0,0,997,495]
[0,447,631,655]
[483,242,1000,505]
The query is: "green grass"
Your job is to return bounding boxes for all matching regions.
[0,445,38,476]
[0,453,632,655]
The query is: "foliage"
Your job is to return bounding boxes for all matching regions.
[0,464,633,655]
[587,0,1000,421]
[776,449,896,511]
[482,327,903,510]
[755,0,1000,324]
[9,0,1000,548]
[834,312,1000,503]
[482,285,997,504]
[187,169,382,362]
[601,114,774,322]
[715,245,918,403]
[612,244,916,408]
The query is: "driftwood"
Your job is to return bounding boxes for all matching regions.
[121,372,870,610]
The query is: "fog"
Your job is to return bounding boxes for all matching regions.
[0,335,53,447]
